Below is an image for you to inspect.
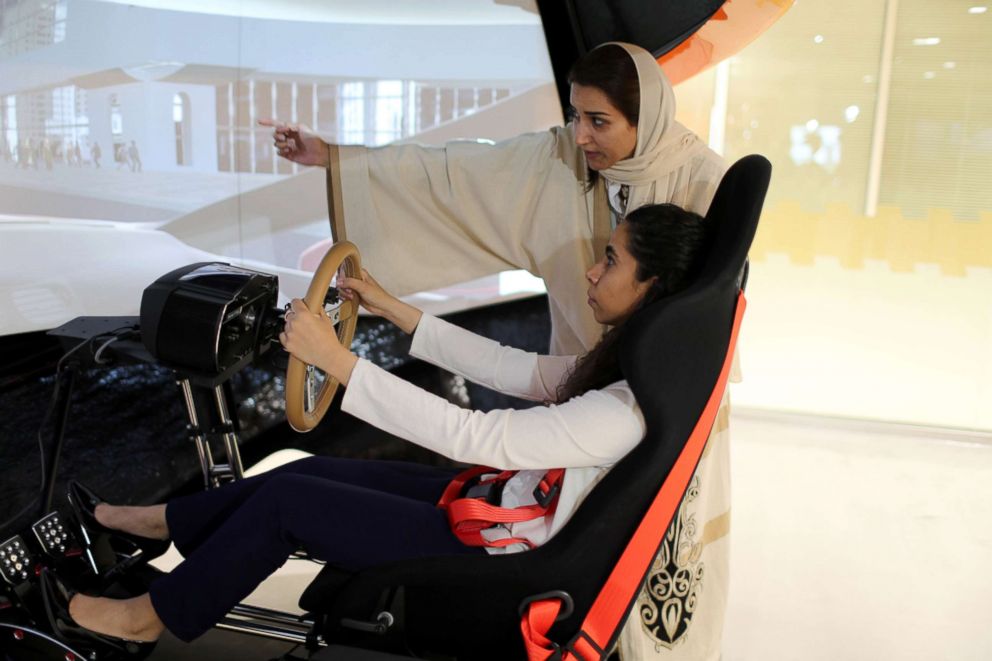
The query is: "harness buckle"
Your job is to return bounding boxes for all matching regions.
[533,480,561,509]
[465,478,503,505]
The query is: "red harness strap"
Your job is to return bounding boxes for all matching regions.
[521,292,747,661]
[438,467,566,549]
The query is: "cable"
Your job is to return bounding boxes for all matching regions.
[92,329,138,364]
[0,364,70,532]
[53,334,94,374]
[0,324,138,532]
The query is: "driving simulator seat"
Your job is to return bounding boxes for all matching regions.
[298,155,772,660]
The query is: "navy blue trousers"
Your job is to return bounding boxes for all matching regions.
[148,456,483,642]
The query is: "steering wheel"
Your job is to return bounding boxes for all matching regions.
[285,240,362,432]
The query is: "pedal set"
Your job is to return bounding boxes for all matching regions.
[31,511,81,561]
[0,536,37,586]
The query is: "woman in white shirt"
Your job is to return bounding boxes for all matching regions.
[48,202,711,649]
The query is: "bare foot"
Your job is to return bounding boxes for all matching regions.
[93,504,169,541]
[69,593,164,642]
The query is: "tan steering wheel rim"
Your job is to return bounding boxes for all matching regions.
[285,240,362,432]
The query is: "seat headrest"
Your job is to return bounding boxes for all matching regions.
[618,155,771,425]
[697,154,771,289]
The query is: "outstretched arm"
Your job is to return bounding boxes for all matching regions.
[342,358,643,471]
[280,309,641,469]
[317,129,577,300]
[281,270,576,403]
[339,272,574,401]
[410,315,575,402]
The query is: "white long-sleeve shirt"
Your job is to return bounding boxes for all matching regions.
[341,314,646,552]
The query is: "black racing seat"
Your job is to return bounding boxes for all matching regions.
[299,155,772,660]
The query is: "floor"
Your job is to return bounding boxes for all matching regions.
[145,409,992,660]
[722,409,992,661]
[733,255,992,432]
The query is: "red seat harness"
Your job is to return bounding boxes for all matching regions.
[438,466,566,549]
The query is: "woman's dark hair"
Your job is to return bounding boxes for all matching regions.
[556,203,710,403]
[567,44,640,189]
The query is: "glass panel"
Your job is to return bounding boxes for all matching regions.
[374,80,404,146]
[1,1,555,337]
[879,0,992,219]
[315,83,338,135]
[687,0,992,430]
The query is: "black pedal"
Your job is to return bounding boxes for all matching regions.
[31,512,81,561]
[0,536,37,585]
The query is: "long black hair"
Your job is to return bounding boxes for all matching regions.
[556,203,710,403]
[567,44,640,189]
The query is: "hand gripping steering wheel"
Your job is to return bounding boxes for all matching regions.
[285,241,362,432]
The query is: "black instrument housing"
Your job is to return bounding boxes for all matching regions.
[140,262,279,376]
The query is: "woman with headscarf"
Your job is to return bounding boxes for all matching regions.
[265,43,730,660]
[264,42,724,355]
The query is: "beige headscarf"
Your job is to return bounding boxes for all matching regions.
[600,42,706,213]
